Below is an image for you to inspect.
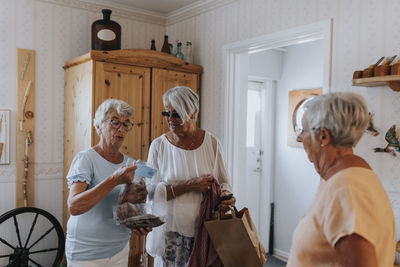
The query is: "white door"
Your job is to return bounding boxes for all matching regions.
[234,79,274,250]
[245,81,263,230]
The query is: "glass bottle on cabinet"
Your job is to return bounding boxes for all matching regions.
[185,41,193,64]
[150,39,156,51]
[176,42,184,60]
[172,40,179,56]
[161,35,170,54]
[91,9,121,50]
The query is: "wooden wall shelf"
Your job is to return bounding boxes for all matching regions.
[352,75,400,91]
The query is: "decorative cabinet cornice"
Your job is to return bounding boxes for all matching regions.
[166,0,238,26]
[38,0,239,26]
[39,0,166,25]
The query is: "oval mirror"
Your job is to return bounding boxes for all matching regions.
[292,97,313,137]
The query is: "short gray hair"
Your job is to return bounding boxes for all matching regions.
[163,86,199,123]
[303,92,369,147]
[93,99,133,129]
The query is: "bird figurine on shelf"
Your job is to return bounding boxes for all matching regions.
[374,125,400,157]
[366,112,379,136]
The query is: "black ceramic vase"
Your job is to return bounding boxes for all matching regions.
[91,9,121,50]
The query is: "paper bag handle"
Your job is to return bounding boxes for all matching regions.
[230,206,237,218]
[215,206,238,220]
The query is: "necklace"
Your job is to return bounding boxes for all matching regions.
[172,129,198,150]
[187,129,198,150]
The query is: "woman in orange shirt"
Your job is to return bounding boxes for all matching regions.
[288,92,395,267]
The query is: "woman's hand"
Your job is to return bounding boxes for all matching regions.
[111,164,137,185]
[166,175,215,200]
[132,227,152,236]
[185,175,214,193]
[219,191,236,213]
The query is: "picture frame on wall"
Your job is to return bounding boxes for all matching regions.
[0,109,10,164]
[287,88,322,147]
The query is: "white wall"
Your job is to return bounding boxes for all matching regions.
[2,0,400,262]
[167,0,400,257]
[274,40,323,255]
[249,49,283,80]
[0,0,165,223]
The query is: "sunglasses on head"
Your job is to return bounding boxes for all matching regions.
[161,111,181,119]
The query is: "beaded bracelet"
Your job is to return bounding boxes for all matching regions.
[170,184,176,198]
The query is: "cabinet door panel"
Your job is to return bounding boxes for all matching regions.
[63,60,93,229]
[94,62,150,160]
[151,68,199,140]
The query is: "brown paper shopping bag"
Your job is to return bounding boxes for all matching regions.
[204,207,267,267]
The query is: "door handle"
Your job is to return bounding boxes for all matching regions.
[252,150,264,156]
[253,167,262,173]
[136,122,144,126]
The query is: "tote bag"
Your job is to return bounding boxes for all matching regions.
[204,207,267,267]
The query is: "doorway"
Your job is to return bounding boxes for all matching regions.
[222,20,332,259]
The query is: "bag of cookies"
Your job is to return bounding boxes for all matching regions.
[114,159,164,229]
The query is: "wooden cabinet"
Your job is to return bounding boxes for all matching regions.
[93,62,151,159]
[151,68,199,140]
[63,49,202,266]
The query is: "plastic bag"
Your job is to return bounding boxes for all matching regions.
[115,202,164,229]
[118,178,147,204]
[114,159,165,230]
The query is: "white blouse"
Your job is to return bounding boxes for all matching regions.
[146,131,231,258]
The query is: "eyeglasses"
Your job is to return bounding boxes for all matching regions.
[295,126,320,138]
[161,111,181,120]
[105,119,134,131]
[294,126,304,137]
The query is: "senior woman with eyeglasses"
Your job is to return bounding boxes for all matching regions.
[65,99,150,267]
[287,92,395,267]
[145,86,235,266]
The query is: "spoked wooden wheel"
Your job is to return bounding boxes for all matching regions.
[0,207,64,267]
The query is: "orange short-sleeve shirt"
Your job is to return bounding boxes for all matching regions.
[287,167,395,267]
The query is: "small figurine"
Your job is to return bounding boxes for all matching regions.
[366,112,379,136]
[374,125,400,156]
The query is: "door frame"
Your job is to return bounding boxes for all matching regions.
[222,19,332,254]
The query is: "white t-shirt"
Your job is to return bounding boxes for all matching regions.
[65,148,131,261]
[146,131,232,258]
[287,167,396,267]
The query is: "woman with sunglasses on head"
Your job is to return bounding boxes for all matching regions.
[288,92,395,267]
[146,86,235,266]
[65,99,151,267]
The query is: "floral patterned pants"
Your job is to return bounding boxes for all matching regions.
[162,231,194,267]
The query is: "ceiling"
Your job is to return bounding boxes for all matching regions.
[83,0,207,15]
